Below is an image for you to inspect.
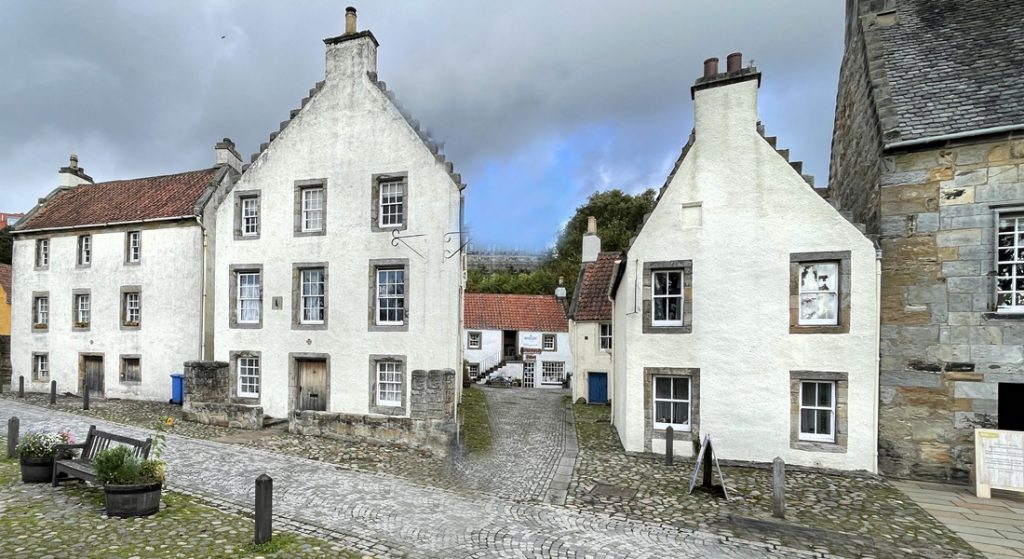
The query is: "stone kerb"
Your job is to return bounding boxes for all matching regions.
[182,360,263,430]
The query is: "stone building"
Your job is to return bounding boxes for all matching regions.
[568,217,619,404]
[463,293,571,388]
[211,7,465,439]
[10,151,238,401]
[829,0,1024,480]
[610,54,880,472]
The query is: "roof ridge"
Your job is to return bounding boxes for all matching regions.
[78,167,218,188]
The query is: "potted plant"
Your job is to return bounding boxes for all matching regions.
[93,416,173,518]
[16,431,76,483]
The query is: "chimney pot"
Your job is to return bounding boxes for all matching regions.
[703,57,719,78]
[345,6,357,34]
[587,216,597,235]
[69,153,78,170]
[727,52,742,73]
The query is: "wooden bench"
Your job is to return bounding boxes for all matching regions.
[52,425,153,486]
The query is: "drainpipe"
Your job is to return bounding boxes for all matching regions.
[196,215,208,360]
[873,248,882,474]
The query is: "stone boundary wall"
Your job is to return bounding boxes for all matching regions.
[182,360,264,430]
[185,401,263,430]
[289,411,455,456]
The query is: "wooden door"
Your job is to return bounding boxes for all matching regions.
[297,360,327,411]
[82,356,104,398]
[523,362,535,388]
[588,372,608,404]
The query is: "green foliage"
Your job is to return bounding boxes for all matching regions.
[460,387,493,454]
[0,227,11,265]
[16,431,74,460]
[468,189,656,295]
[93,446,165,485]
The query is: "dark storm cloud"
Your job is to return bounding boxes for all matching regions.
[0,1,844,248]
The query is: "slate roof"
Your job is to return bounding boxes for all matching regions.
[0,264,11,305]
[570,252,621,321]
[465,293,568,333]
[18,168,219,231]
[871,0,1024,143]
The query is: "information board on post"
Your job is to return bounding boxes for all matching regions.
[974,428,1024,499]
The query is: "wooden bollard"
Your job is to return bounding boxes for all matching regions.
[18,375,24,398]
[7,417,19,459]
[83,386,90,410]
[772,457,786,519]
[50,380,57,405]
[254,474,273,545]
[665,425,674,466]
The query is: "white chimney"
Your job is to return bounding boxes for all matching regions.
[58,154,93,188]
[555,276,567,299]
[324,6,378,80]
[582,216,601,263]
[215,138,242,172]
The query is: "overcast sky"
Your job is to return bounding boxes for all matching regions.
[1,1,845,251]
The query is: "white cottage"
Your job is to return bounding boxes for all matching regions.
[10,148,238,401]
[464,293,571,388]
[568,217,619,404]
[610,54,880,472]
[212,8,465,422]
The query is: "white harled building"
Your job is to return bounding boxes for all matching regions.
[610,54,880,472]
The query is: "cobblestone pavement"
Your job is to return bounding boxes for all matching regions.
[568,403,982,559]
[451,387,572,502]
[895,480,1024,559]
[1,399,815,559]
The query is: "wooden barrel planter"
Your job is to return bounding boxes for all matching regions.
[104,483,162,518]
[20,457,55,483]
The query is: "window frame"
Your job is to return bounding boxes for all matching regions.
[467,331,482,350]
[642,260,692,334]
[32,352,49,382]
[293,179,328,237]
[652,375,691,431]
[798,381,837,443]
[468,363,480,377]
[241,196,260,237]
[796,261,841,326]
[368,354,407,415]
[77,235,92,267]
[125,231,141,264]
[237,355,261,398]
[789,370,848,453]
[120,355,142,384]
[236,271,262,325]
[32,293,50,330]
[375,361,403,407]
[35,238,50,269]
[996,211,1024,313]
[120,286,142,329]
[375,267,406,326]
[72,290,91,330]
[378,178,406,229]
[651,270,684,327]
[599,323,613,350]
[540,361,565,385]
[300,268,326,325]
[790,251,851,334]
[291,263,328,330]
[371,173,409,233]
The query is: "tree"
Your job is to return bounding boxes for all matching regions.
[0,227,12,265]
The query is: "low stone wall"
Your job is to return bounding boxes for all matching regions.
[184,402,263,430]
[289,410,455,456]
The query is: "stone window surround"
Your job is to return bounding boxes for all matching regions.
[599,322,612,350]
[76,234,92,268]
[71,288,91,332]
[233,189,262,240]
[293,179,328,237]
[228,350,262,404]
[467,331,482,349]
[229,264,264,329]
[119,354,142,384]
[292,262,328,330]
[368,258,410,332]
[119,285,141,330]
[789,370,849,454]
[542,333,557,351]
[790,251,852,334]
[643,367,700,453]
[35,238,50,270]
[371,171,409,233]
[288,352,330,412]
[31,352,49,383]
[642,260,693,334]
[124,230,142,265]
[31,291,49,332]
[991,205,1024,319]
[368,354,408,416]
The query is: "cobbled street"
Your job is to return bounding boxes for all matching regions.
[0,398,816,559]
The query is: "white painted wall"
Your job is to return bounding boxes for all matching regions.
[11,224,205,401]
[463,328,572,387]
[570,320,613,402]
[214,34,463,419]
[612,77,879,472]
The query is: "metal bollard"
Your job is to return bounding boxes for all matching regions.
[50,380,57,405]
[18,375,24,398]
[772,457,786,519]
[7,417,19,459]
[665,425,674,466]
[255,474,273,545]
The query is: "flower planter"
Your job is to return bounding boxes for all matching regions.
[103,483,162,518]
[20,456,55,483]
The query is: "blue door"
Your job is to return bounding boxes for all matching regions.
[588,372,608,404]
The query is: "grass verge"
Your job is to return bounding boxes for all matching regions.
[460,386,493,454]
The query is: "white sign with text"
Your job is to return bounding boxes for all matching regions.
[975,429,1024,498]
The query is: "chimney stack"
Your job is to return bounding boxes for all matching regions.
[703,57,719,78]
[58,153,93,187]
[345,6,357,34]
[691,52,761,100]
[726,52,742,73]
[555,276,567,300]
[582,216,601,263]
[215,138,242,172]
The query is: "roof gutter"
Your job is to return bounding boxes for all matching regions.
[13,214,198,235]
[884,123,1024,151]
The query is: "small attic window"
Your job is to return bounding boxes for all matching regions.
[681,202,702,227]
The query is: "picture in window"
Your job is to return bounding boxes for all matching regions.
[798,262,839,325]
[997,215,1024,311]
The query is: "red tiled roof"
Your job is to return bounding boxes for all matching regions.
[572,252,621,321]
[18,168,219,231]
[0,264,10,305]
[465,293,568,332]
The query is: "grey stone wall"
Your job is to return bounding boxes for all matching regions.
[289,411,455,456]
[877,139,1024,480]
[182,360,264,430]
[185,402,263,430]
[409,369,457,420]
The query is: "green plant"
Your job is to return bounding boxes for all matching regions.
[16,431,75,460]
[93,446,164,486]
